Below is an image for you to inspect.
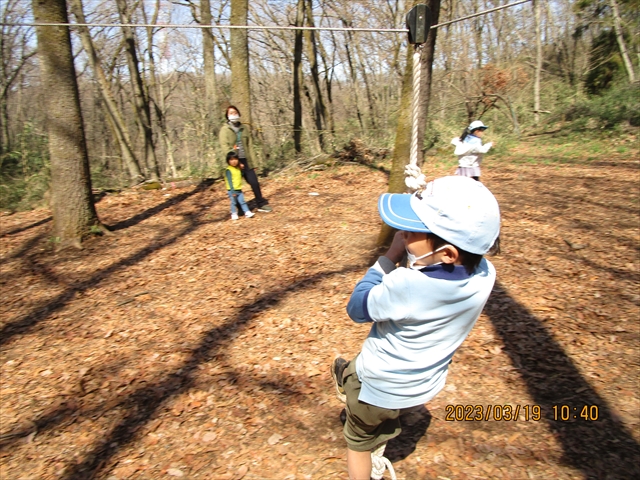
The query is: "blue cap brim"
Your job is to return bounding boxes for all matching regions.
[378,193,431,233]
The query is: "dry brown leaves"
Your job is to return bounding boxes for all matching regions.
[1,156,638,479]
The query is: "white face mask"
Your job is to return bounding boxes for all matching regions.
[228,114,240,122]
[406,244,451,269]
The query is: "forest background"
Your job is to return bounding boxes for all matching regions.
[1,0,639,215]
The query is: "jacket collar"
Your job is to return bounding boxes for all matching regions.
[417,263,470,280]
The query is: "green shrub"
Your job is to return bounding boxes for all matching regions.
[0,124,50,211]
[558,82,640,129]
[0,170,50,212]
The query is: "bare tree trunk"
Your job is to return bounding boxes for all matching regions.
[201,0,219,131]
[230,0,258,166]
[230,0,252,126]
[293,0,304,153]
[417,0,441,161]
[142,0,178,178]
[32,0,102,249]
[378,0,441,247]
[304,0,327,151]
[115,0,160,181]
[320,32,336,139]
[342,21,365,133]
[609,0,636,83]
[0,98,8,157]
[69,0,143,184]
[377,42,413,247]
[352,36,377,131]
[313,1,335,141]
[533,0,542,125]
[471,0,484,69]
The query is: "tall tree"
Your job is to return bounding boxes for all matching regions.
[200,0,219,129]
[577,0,638,91]
[533,0,542,125]
[69,0,144,184]
[352,31,377,131]
[417,0,441,157]
[184,0,219,170]
[609,0,636,83]
[341,21,365,133]
[141,0,180,178]
[0,0,36,156]
[32,0,103,249]
[304,0,328,151]
[115,0,160,181]
[230,0,252,126]
[293,0,304,153]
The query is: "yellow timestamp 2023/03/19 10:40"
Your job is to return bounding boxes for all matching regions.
[552,405,599,421]
[444,404,542,422]
[443,404,601,422]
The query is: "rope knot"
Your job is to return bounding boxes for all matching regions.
[404,163,427,194]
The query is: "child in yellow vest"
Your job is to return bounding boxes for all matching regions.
[225,152,255,220]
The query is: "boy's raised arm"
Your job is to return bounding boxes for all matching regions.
[346,239,400,324]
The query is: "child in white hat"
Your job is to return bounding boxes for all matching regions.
[331,176,500,480]
[451,120,494,181]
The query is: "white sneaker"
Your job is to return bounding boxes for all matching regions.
[371,443,396,480]
[231,213,239,220]
[245,211,255,218]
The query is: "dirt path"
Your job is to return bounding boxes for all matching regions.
[1,156,639,479]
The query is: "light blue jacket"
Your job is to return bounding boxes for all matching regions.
[347,256,496,409]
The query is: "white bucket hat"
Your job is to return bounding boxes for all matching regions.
[468,120,488,131]
[378,176,500,255]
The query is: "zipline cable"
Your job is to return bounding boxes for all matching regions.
[431,0,530,29]
[1,22,409,32]
[1,0,531,31]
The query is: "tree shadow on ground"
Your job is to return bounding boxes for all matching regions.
[0,264,367,478]
[486,281,640,479]
[0,216,52,237]
[386,406,432,462]
[0,180,214,267]
[0,180,237,348]
[1,231,47,263]
[0,213,202,348]
[57,266,364,480]
[108,179,214,231]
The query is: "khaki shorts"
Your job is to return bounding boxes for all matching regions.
[342,358,401,452]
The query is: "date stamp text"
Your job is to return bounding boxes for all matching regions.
[445,404,541,421]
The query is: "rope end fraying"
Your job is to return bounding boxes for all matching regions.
[404,164,427,194]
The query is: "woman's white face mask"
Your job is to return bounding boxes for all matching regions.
[406,244,451,269]
[228,114,241,122]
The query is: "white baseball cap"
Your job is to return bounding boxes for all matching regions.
[378,176,500,254]
[468,120,488,131]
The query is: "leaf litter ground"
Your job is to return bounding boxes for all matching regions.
[1,154,639,480]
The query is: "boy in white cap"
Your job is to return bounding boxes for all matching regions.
[451,120,494,181]
[331,176,500,480]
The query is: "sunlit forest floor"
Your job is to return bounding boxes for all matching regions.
[1,137,639,479]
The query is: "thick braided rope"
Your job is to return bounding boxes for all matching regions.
[370,443,397,480]
[405,44,427,193]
